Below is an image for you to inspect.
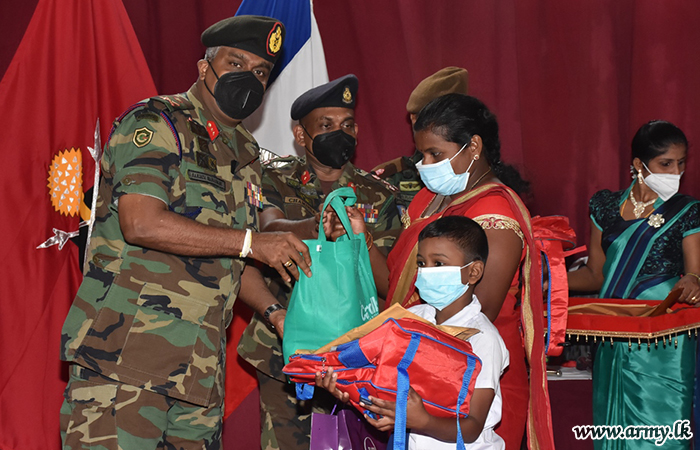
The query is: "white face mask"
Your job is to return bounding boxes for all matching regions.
[414,262,474,310]
[415,142,474,196]
[642,162,683,202]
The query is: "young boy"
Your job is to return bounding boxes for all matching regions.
[317,216,509,449]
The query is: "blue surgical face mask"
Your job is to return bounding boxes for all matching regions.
[415,142,475,196]
[414,262,474,310]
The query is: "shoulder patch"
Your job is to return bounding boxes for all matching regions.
[134,110,162,123]
[133,127,154,148]
[154,94,193,110]
[357,168,399,192]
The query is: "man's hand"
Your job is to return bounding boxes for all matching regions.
[268,308,286,338]
[250,231,312,283]
[321,206,367,241]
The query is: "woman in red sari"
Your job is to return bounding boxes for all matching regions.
[346,94,554,450]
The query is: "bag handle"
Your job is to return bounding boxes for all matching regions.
[318,187,358,242]
[392,333,421,450]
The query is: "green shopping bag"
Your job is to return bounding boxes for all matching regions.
[282,187,379,363]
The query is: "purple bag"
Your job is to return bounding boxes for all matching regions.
[310,407,388,450]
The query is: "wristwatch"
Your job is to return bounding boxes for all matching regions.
[263,303,286,328]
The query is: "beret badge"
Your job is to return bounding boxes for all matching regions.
[267,23,283,56]
[342,86,352,104]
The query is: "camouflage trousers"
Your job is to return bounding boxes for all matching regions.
[257,371,336,450]
[60,364,223,450]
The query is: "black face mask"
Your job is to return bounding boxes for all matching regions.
[205,62,264,120]
[304,127,357,169]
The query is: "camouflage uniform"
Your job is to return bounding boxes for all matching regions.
[371,151,424,212]
[238,155,401,450]
[59,86,264,450]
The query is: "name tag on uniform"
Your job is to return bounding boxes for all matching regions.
[188,170,225,191]
[356,203,379,224]
[284,196,305,205]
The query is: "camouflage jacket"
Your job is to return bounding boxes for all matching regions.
[60,86,264,407]
[237,155,402,380]
[371,152,424,209]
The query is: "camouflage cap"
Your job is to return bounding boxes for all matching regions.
[201,15,285,64]
[291,74,358,120]
[406,67,469,114]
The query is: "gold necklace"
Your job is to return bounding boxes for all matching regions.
[629,190,656,219]
[468,168,492,191]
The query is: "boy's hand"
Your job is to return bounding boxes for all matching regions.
[361,396,395,432]
[314,367,350,403]
[362,388,431,432]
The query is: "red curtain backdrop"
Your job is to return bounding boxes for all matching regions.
[0,0,157,449]
[2,0,698,259]
[2,2,700,449]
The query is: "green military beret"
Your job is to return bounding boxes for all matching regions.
[406,67,469,114]
[201,15,285,64]
[290,74,358,121]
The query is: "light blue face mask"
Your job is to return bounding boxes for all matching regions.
[415,142,474,196]
[414,262,474,310]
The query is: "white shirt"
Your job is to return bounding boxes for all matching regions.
[407,296,509,450]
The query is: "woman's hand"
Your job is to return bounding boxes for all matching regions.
[314,367,349,403]
[675,274,700,304]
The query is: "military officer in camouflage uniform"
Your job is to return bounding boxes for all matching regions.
[58,16,312,450]
[372,67,469,214]
[238,74,402,450]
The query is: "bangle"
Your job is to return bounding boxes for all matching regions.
[365,232,374,251]
[263,303,286,327]
[686,273,700,283]
[239,229,253,258]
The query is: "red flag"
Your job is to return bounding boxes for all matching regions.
[0,0,157,448]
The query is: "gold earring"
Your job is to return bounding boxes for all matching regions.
[637,170,644,184]
[474,155,479,161]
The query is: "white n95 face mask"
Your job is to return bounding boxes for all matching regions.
[642,162,682,202]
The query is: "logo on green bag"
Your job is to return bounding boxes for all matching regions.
[361,298,379,321]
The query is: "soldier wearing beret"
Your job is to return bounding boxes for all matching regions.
[237,74,402,450]
[372,67,469,217]
[58,15,312,450]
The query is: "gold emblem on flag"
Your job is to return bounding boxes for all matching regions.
[133,127,154,148]
[268,25,283,55]
[342,86,352,104]
[47,148,83,217]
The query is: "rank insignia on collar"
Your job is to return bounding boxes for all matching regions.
[246,182,264,209]
[301,170,311,185]
[206,121,220,141]
[133,127,154,148]
[356,203,379,224]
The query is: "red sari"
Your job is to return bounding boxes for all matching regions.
[387,183,554,450]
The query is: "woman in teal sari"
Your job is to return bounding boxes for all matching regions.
[569,120,700,450]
